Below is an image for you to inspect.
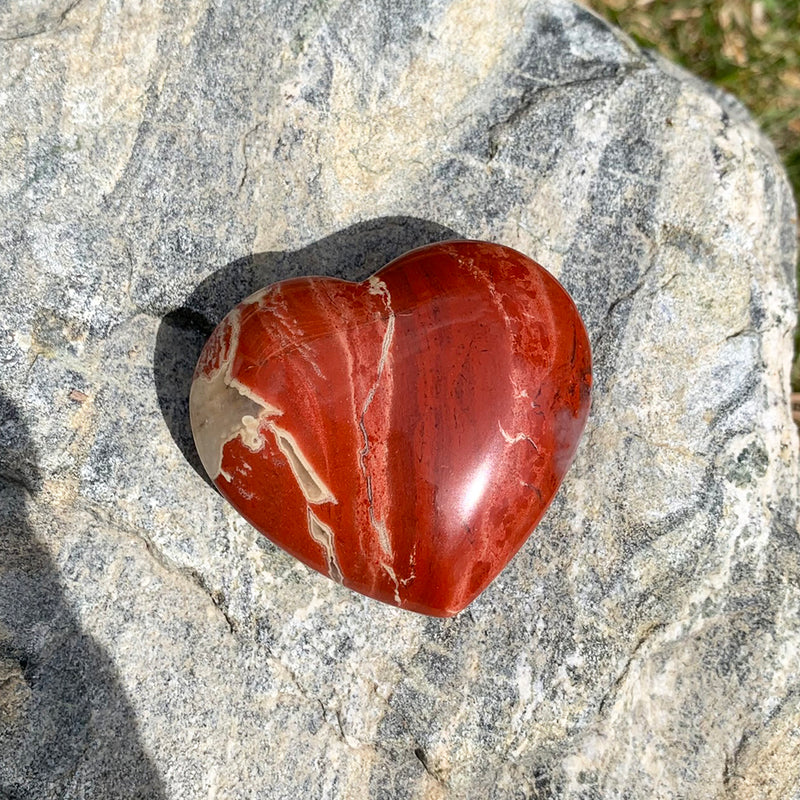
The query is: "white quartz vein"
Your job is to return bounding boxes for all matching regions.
[358,276,396,558]
[307,507,343,583]
[268,422,336,505]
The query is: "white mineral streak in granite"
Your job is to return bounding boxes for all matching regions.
[0,0,798,798]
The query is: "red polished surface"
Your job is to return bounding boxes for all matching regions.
[189,240,591,616]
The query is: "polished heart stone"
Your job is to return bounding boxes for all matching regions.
[189,240,591,616]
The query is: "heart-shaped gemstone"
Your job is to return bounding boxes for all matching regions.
[189,240,591,616]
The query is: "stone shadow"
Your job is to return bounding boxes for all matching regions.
[0,392,166,799]
[153,215,460,485]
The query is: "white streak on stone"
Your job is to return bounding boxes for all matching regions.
[498,421,539,451]
[268,422,336,505]
[367,277,396,378]
[358,277,396,557]
[307,507,343,583]
[381,562,402,604]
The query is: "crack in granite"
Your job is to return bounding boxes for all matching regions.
[597,622,668,716]
[487,62,650,160]
[0,0,85,42]
[76,498,238,637]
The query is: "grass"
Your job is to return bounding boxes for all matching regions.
[583,0,800,397]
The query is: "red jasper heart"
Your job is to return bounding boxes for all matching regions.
[189,240,591,616]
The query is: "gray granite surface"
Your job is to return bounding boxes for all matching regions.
[1,0,799,797]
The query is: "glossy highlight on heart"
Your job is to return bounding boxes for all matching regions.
[189,240,591,616]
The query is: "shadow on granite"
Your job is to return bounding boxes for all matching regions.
[154,215,460,486]
[0,392,166,799]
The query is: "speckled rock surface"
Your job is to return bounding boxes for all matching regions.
[1,0,798,798]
